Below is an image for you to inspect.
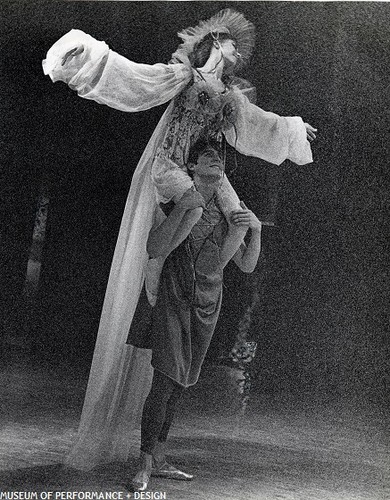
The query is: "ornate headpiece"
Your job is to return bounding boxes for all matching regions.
[171,9,255,71]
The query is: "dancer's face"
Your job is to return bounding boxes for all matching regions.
[191,147,224,182]
[220,39,240,68]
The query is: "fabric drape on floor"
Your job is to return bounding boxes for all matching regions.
[65,105,174,470]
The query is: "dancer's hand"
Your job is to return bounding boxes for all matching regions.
[61,46,84,66]
[305,123,317,142]
[230,202,262,232]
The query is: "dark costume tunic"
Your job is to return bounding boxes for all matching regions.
[129,196,227,388]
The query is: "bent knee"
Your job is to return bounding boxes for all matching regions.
[188,207,203,223]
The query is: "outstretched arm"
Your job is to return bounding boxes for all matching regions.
[42,29,192,112]
[147,189,205,259]
[224,90,316,166]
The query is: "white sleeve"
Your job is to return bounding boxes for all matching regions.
[224,90,313,166]
[42,29,192,112]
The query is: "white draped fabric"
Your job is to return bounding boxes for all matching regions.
[43,30,313,470]
[64,103,175,469]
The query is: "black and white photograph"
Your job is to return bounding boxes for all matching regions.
[0,1,389,499]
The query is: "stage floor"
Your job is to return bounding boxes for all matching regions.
[0,351,388,500]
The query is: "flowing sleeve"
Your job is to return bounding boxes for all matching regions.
[224,90,313,166]
[42,29,192,112]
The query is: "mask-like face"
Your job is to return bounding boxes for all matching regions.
[191,147,224,181]
[220,39,240,67]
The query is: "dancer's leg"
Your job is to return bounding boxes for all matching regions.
[140,370,180,454]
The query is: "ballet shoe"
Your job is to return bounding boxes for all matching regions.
[151,442,194,481]
[131,470,150,491]
[151,461,194,481]
[131,451,152,491]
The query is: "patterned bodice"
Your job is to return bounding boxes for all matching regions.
[186,195,226,262]
[157,71,240,170]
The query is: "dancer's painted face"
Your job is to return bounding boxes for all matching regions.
[220,39,240,67]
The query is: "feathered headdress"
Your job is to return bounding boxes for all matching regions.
[171,9,255,72]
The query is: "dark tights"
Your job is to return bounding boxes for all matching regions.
[140,370,185,455]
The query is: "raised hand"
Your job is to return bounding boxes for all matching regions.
[230,201,262,232]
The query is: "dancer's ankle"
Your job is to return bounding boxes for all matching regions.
[152,441,167,468]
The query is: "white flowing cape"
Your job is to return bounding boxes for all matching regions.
[43,30,313,470]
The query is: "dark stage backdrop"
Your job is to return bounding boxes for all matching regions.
[1,1,389,402]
